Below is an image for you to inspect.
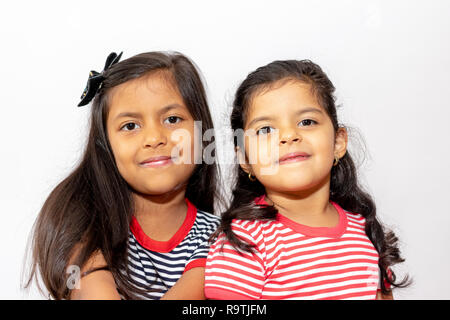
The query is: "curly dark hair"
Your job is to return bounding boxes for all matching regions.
[213,59,410,295]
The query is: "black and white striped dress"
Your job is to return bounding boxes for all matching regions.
[125,198,220,299]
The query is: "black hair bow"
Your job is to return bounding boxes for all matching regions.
[77,51,123,107]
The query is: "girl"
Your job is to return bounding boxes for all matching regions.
[205,59,410,300]
[25,51,221,299]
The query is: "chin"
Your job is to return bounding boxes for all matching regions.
[264,177,317,193]
[131,181,180,196]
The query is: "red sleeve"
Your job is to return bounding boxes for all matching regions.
[183,258,206,274]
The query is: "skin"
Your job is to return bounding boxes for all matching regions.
[238,80,394,300]
[70,72,205,300]
[107,72,198,242]
[377,290,394,300]
[239,80,348,228]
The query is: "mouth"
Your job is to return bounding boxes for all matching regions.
[278,152,311,165]
[139,156,174,168]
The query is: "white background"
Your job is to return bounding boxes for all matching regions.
[1,0,449,299]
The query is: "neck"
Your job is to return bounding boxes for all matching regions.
[265,173,332,219]
[133,186,187,219]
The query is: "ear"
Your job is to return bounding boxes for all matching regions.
[334,127,348,159]
[235,146,252,175]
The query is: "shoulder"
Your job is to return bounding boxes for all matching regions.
[194,209,221,231]
[231,218,270,234]
[209,219,268,267]
[333,201,367,227]
[336,206,370,236]
[344,210,367,227]
[228,218,271,246]
[69,249,120,300]
[184,209,220,246]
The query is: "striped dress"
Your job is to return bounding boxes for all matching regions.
[204,195,382,300]
[126,198,220,299]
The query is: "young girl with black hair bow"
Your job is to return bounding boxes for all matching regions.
[25,51,221,300]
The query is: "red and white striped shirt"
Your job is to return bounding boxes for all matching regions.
[205,196,382,300]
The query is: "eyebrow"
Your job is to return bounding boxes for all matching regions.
[159,103,184,115]
[113,103,184,121]
[247,107,323,127]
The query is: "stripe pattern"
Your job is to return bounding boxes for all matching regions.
[126,206,220,299]
[205,201,380,300]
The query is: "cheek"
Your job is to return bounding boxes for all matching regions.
[169,127,196,164]
[312,131,336,164]
[245,135,278,167]
[109,136,137,174]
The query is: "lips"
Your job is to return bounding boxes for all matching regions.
[278,152,310,165]
[139,156,173,168]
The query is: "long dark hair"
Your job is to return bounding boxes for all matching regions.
[214,59,410,294]
[24,51,221,299]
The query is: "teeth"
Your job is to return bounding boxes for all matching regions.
[142,159,169,166]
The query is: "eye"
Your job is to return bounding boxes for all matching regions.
[120,122,140,131]
[256,126,274,135]
[164,116,183,125]
[298,119,317,127]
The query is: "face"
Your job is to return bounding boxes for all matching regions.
[106,73,197,196]
[239,80,347,194]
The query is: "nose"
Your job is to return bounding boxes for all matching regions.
[143,125,167,149]
[279,127,301,145]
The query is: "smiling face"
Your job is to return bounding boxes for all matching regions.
[239,79,347,194]
[106,72,197,196]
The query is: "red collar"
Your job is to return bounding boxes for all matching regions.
[130,198,197,252]
[255,195,348,238]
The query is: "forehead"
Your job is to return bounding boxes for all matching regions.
[246,80,321,121]
[107,72,186,116]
